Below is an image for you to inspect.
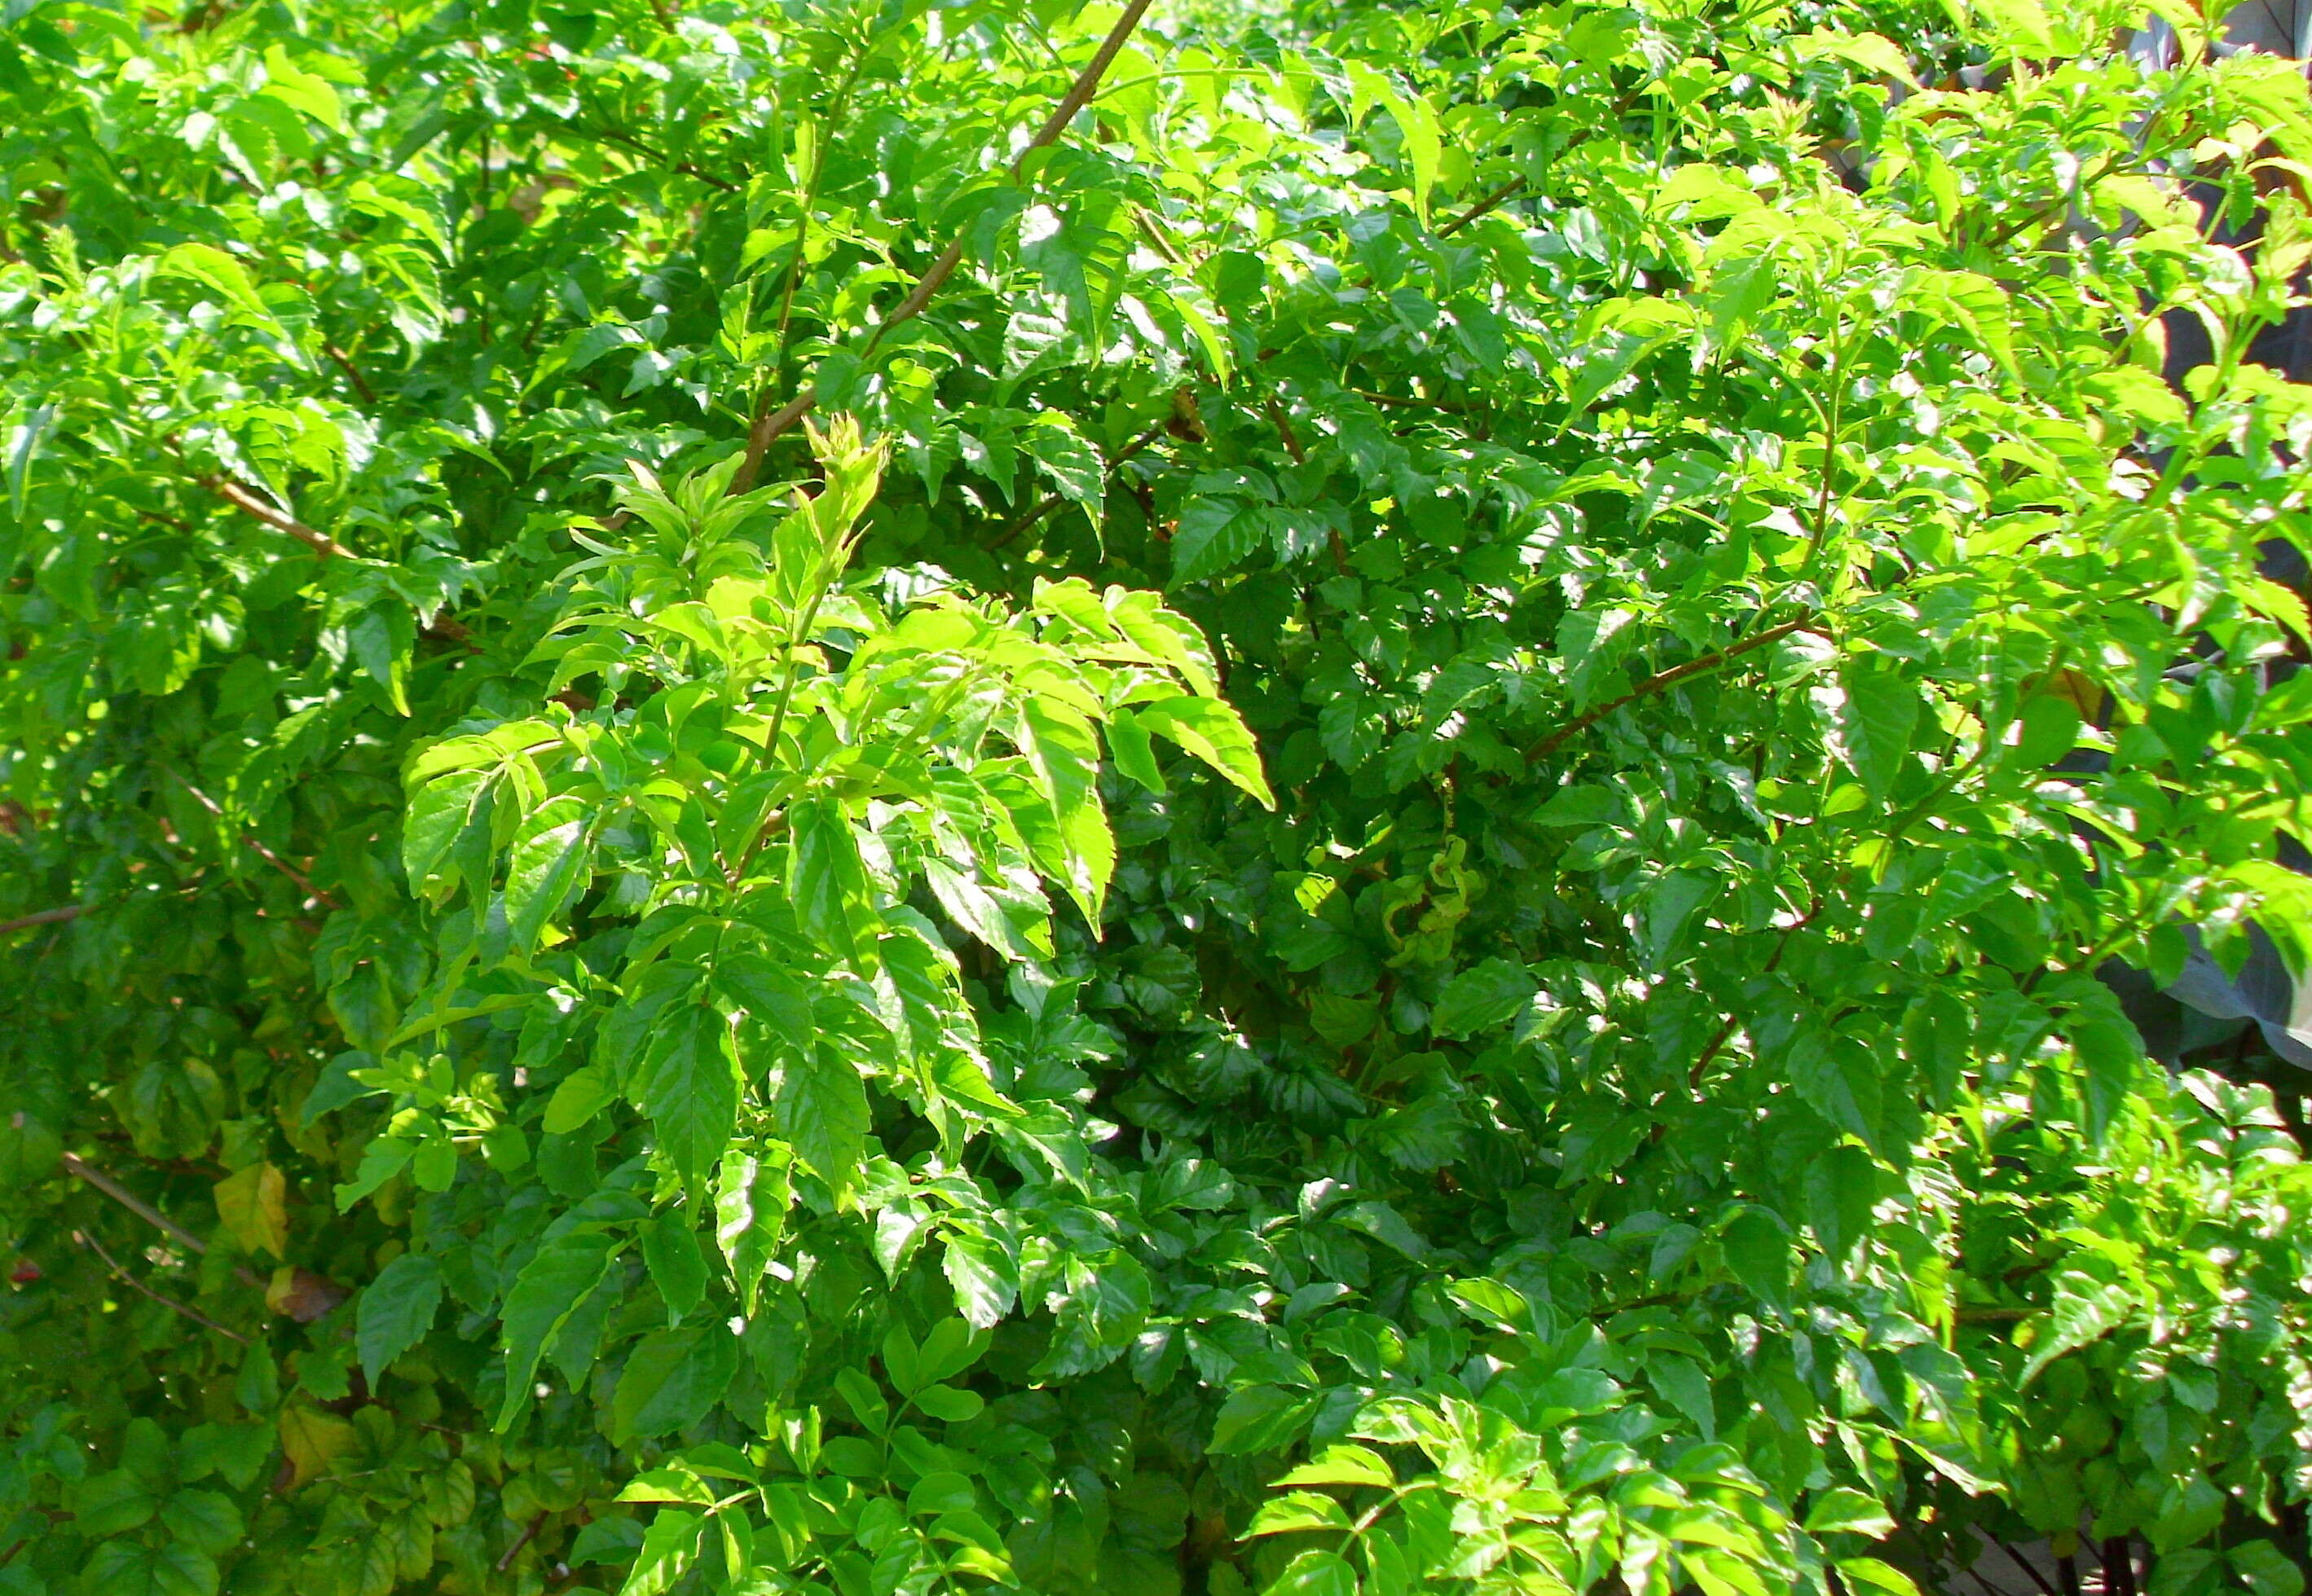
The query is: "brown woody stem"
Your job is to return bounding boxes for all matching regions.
[167,770,336,904]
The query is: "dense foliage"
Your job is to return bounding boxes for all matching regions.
[6,0,2312,1592]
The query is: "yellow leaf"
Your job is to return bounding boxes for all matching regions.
[214,1163,288,1259]
[278,1405,356,1489]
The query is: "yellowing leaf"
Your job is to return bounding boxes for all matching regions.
[277,1405,357,1489]
[214,1163,288,1259]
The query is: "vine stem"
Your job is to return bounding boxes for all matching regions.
[1437,177,1524,237]
[730,0,1159,493]
[496,1512,550,1572]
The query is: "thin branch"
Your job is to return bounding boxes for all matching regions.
[1355,389,1478,413]
[0,904,86,937]
[984,420,1169,551]
[1434,82,1651,242]
[570,121,738,192]
[730,0,1158,493]
[426,611,476,647]
[1683,899,1818,1088]
[1526,613,1820,763]
[73,1229,248,1344]
[1264,398,1306,463]
[1994,1538,2064,1596]
[166,770,336,904]
[771,44,875,376]
[61,1152,211,1254]
[497,1511,552,1572]
[1437,176,1525,238]
[1981,152,2125,252]
[200,475,354,560]
[323,342,381,408]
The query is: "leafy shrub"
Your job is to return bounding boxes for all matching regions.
[3,0,2311,1593]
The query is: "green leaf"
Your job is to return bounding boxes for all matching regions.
[403,768,486,895]
[504,795,593,952]
[638,1004,738,1189]
[617,1509,703,1596]
[1171,497,1267,583]
[1026,415,1104,512]
[496,1231,622,1430]
[1209,1385,1319,1455]
[1247,1490,1354,1536]
[78,1539,218,1596]
[774,1044,870,1202]
[1804,1487,1897,1537]
[1834,658,1920,801]
[912,1383,986,1422]
[2021,1270,2136,1386]
[159,1489,245,1557]
[1106,706,1167,793]
[73,1467,161,1535]
[544,1063,618,1135]
[2230,1541,2307,1596]
[906,1471,977,1517]
[1130,695,1273,807]
[1265,1548,1359,1596]
[6,402,55,521]
[641,1215,708,1323]
[1430,957,1535,1038]
[356,1252,443,1387]
[1277,1445,1395,1488]
[790,797,875,967]
[713,1150,790,1316]
[611,1326,739,1440]
[1835,1559,1923,1596]
[1020,697,1100,822]
[156,242,284,332]
[1720,1211,1790,1309]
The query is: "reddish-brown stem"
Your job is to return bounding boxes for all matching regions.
[1437,177,1525,237]
[1356,389,1477,413]
[1264,398,1306,463]
[729,0,1158,495]
[73,1228,248,1344]
[1526,613,1819,763]
[200,475,354,561]
[167,770,337,905]
[62,1151,211,1254]
[496,1512,552,1572]
[0,904,85,937]
[984,420,1169,551]
[323,342,380,407]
